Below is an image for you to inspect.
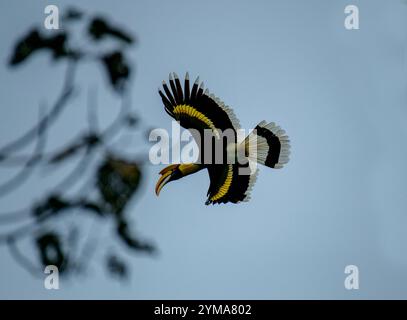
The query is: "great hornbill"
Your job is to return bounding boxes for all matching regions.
[155,72,290,205]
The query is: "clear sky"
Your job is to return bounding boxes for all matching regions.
[0,0,407,299]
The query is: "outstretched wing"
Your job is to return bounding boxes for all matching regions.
[205,163,258,205]
[159,72,255,205]
[158,72,241,140]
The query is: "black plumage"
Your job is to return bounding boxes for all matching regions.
[156,72,290,205]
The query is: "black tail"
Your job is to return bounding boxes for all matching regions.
[243,120,290,169]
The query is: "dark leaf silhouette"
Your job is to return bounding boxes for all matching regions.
[125,114,139,128]
[32,194,106,221]
[49,133,100,164]
[36,232,67,272]
[9,29,73,66]
[102,51,131,92]
[33,195,71,220]
[89,17,134,44]
[116,218,155,253]
[62,8,84,22]
[9,30,42,66]
[46,33,70,59]
[79,201,106,217]
[106,254,128,279]
[97,156,141,215]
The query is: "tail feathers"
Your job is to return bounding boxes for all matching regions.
[243,120,290,169]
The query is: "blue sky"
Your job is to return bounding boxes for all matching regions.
[0,0,407,299]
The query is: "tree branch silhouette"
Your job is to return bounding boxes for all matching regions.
[0,61,76,160]
[0,7,155,281]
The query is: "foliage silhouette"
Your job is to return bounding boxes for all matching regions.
[0,7,155,281]
[36,232,68,273]
[106,254,128,280]
[89,17,134,44]
[102,51,131,93]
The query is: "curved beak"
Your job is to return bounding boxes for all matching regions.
[155,170,173,196]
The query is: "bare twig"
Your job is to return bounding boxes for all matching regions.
[7,237,42,278]
[0,105,47,197]
[87,86,100,133]
[0,207,31,224]
[0,60,76,159]
[52,147,96,193]
[0,222,37,244]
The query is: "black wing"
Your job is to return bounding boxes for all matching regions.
[205,163,258,205]
[158,72,241,139]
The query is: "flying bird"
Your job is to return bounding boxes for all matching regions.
[156,72,290,205]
